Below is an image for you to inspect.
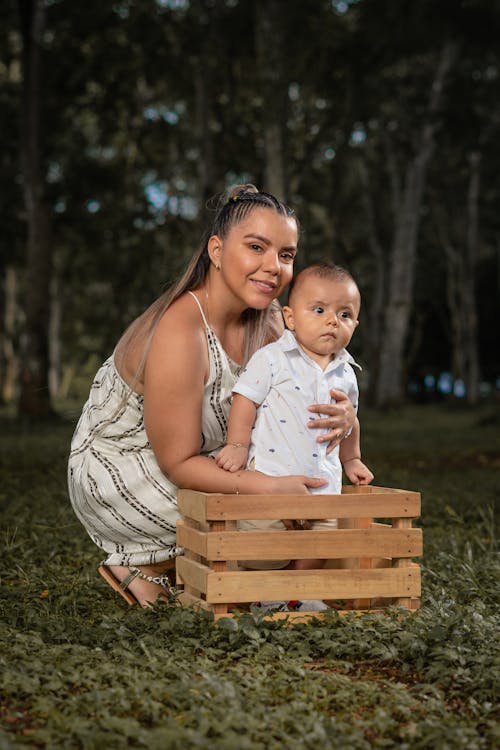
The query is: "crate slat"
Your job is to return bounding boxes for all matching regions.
[176,556,210,594]
[205,567,421,603]
[177,490,420,521]
[180,527,423,561]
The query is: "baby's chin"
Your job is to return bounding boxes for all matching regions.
[311,343,342,357]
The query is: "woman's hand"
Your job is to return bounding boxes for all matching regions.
[307,388,356,455]
[264,474,328,496]
[265,475,326,530]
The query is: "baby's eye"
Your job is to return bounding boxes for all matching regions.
[340,311,352,319]
[312,306,325,314]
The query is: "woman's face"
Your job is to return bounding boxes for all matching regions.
[211,207,298,311]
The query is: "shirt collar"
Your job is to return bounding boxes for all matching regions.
[279,329,361,370]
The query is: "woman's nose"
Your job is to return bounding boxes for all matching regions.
[262,251,281,273]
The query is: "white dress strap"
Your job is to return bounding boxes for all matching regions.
[187,291,210,330]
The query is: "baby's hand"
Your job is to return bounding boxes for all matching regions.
[215,444,249,473]
[342,458,374,486]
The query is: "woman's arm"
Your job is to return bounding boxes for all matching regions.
[143,299,326,495]
[307,388,356,454]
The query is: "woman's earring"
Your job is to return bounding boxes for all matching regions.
[215,263,221,271]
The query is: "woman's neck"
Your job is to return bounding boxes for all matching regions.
[193,282,246,364]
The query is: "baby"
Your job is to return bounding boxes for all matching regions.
[216,263,373,609]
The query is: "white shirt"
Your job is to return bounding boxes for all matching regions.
[233,329,360,493]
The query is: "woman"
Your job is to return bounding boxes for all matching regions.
[68,185,356,606]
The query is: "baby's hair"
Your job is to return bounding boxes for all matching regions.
[287,262,359,305]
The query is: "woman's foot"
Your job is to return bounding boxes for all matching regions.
[107,563,174,607]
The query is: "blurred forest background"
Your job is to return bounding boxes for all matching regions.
[2,0,500,419]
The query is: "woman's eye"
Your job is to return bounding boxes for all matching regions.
[250,244,263,251]
[280,252,295,263]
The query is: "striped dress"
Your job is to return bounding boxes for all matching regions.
[68,292,240,566]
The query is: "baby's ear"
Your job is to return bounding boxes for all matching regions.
[281,306,295,331]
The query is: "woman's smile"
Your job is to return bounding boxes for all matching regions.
[249,277,279,294]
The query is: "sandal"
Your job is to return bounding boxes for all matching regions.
[98,564,177,607]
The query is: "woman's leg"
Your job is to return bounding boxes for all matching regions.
[106,561,175,607]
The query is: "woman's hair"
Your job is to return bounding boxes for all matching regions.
[121,184,298,383]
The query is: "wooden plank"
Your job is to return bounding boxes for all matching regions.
[176,557,210,595]
[204,567,421,604]
[213,610,335,622]
[176,518,204,597]
[336,517,372,608]
[212,600,421,620]
[177,522,207,558]
[341,485,417,496]
[393,518,413,607]
[178,591,211,610]
[177,487,420,521]
[176,489,208,523]
[202,527,422,561]
[199,492,420,521]
[340,484,376,495]
[208,521,228,615]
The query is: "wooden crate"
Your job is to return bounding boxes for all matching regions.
[176,485,422,620]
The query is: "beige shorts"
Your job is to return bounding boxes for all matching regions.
[237,517,338,570]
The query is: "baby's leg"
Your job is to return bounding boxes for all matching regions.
[237,519,290,570]
[287,557,325,570]
[287,518,337,570]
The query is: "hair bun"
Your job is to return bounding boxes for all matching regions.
[225,183,259,203]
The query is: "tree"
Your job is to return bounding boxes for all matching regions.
[17,0,54,417]
[255,0,288,200]
[374,40,458,407]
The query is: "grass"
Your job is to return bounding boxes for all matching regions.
[0,403,499,749]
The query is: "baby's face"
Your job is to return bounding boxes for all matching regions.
[282,276,360,364]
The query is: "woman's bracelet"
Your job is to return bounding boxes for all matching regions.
[227,442,248,449]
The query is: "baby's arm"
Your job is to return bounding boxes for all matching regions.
[216,394,258,473]
[340,418,374,486]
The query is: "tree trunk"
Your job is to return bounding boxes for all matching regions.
[48,274,61,400]
[194,63,215,221]
[17,0,54,418]
[443,152,481,405]
[375,40,458,407]
[463,152,481,404]
[255,0,288,200]
[1,266,19,404]
[358,157,386,405]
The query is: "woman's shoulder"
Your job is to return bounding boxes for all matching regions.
[155,291,205,337]
[115,293,206,391]
[149,292,208,369]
